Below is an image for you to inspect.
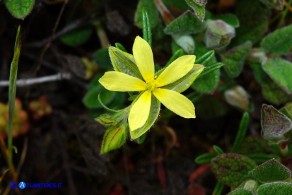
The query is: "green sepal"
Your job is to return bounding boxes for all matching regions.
[163,64,204,93]
[130,95,161,140]
[108,47,143,79]
[97,108,129,154]
[100,119,128,154]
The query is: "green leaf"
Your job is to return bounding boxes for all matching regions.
[108,47,143,79]
[93,48,111,70]
[135,0,159,29]
[213,145,224,154]
[185,0,207,22]
[234,0,270,45]
[256,182,292,195]
[232,112,250,152]
[249,63,270,85]
[222,41,252,78]
[229,180,259,195]
[162,0,189,12]
[249,159,291,183]
[192,43,220,93]
[8,25,21,171]
[4,0,35,19]
[262,58,292,94]
[228,188,254,195]
[236,21,269,46]
[280,103,292,120]
[195,152,217,164]
[60,27,92,47]
[211,153,257,187]
[100,121,128,154]
[213,182,225,195]
[130,95,161,140]
[142,9,152,45]
[196,50,215,64]
[164,11,205,35]
[250,62,292,105]
[261,25,292,55]
[83,86,116,109]
[261,81,292,105]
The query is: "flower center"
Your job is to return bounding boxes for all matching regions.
[146,80,157,91]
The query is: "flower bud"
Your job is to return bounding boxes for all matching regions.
[204,20,235,49]
[173,35,195,54]
[224,86,250,111]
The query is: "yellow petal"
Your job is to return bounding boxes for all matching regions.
[99,71,146,91]
[153,88,195,118]
[156,55,195,87]
[133,36,155,82]
[128,91,152,131]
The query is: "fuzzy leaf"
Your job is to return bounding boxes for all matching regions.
[262,58,292,94]
[211,153,257,187]
[222,41,252,78]
[135,0,159,29]
[234,0,270,45]
[164,11,205,35]
[256,182,292,195]
[4,0,35,19]
[280,103,292,120]
[192,43,220,93]
[228,188,254,195]
[262,81,292,105]
[249,159,291,183]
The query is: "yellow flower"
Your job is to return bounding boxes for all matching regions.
[99,36,204,131]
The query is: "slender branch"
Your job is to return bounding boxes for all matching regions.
[33,0,69,74]
[0,73,71,87]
